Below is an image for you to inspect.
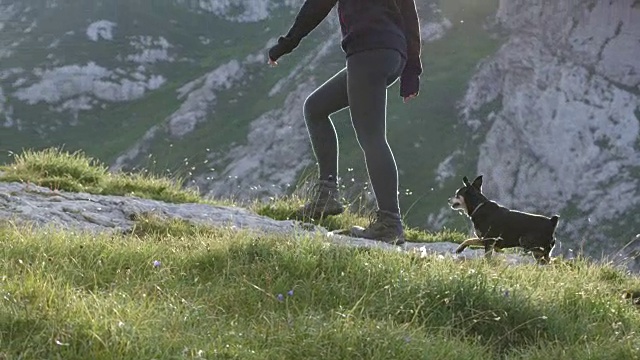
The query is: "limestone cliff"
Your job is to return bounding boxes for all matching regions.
[460,0,640,261]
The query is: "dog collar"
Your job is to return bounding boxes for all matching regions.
[469,202,486,217]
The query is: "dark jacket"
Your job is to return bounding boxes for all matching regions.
[268,0,422,98]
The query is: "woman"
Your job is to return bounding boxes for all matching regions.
[268,0,422,245]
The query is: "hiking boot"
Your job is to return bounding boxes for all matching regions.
[350,209,405,245]
[294,179,345,220]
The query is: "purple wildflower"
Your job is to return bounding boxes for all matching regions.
[277,293,284,302]
[287,289,294,297]
[153,260,161,268]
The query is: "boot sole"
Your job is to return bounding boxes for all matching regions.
[349,226,405,245]
[294,207,345,220]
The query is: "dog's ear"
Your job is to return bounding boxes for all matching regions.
[463,176,470,186]
[471,175,483,190]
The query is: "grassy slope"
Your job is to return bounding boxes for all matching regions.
[0,148,639,359]
[0,148,448,243]
[1,213,640,359]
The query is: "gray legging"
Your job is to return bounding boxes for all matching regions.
[303,48,406,215]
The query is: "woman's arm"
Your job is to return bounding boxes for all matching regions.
[398,0,422,99]
[268,0,338,62]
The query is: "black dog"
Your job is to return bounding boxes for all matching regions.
[448,175,559,264]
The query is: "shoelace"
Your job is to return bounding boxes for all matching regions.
[307,182,322,198]
[366,210,384,228]
[307,181,337,199]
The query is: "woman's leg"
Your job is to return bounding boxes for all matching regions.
[303,68,349,182]
[296,67,350,219]
[347,49,404,215]
[346,48,406,243]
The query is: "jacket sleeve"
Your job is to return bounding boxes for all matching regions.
[398,0,423,97]
[268,0,338,62]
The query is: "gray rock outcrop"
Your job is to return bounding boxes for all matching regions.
[0,181,534,266]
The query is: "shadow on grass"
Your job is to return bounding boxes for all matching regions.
[183,238,553,355]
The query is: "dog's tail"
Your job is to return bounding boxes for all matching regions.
[549,215,560,229]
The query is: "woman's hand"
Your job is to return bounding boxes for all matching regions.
[403,93,417,103]
[400,71,420,103]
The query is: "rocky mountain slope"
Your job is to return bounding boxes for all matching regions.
[461,0,640,259]
[1,0,639,263]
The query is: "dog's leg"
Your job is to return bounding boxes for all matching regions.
[455,237,484,254]
[483,238,500,259]
[519,235,552,265]
[531,248,551,265]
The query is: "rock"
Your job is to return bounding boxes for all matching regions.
[0,181,308,236]
[0,181,533,265]
[86,20,117,42]
[13,62,167,115]
[177,0,296,23]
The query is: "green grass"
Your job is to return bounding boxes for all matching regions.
[0,147,201,204]
[1,218,639,359]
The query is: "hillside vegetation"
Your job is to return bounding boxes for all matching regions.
[0,148,639,359]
